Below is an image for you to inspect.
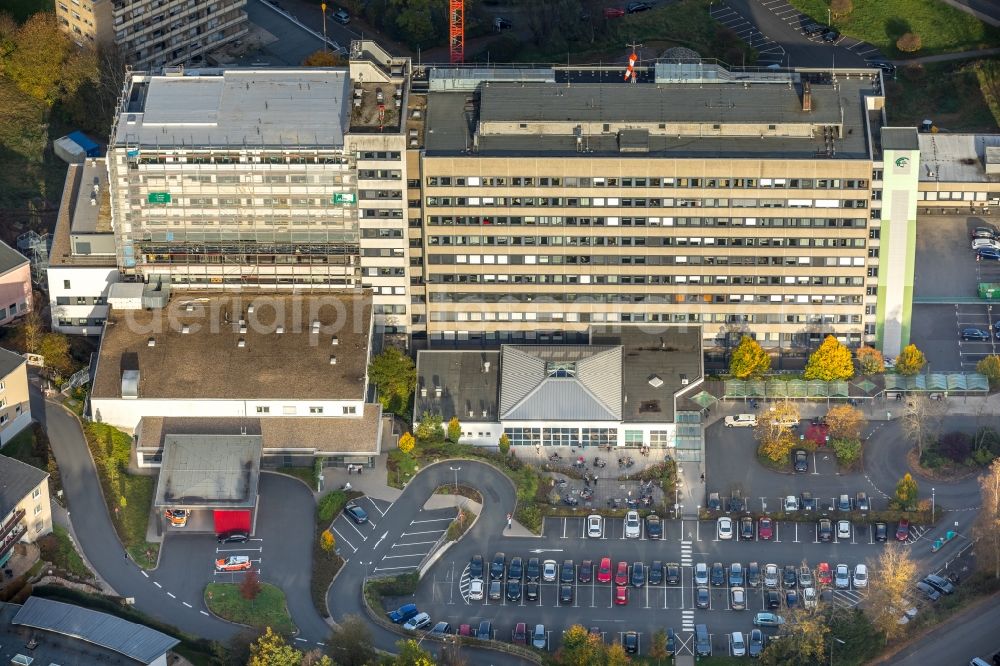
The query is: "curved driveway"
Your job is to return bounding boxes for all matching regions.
[326,459,531,665]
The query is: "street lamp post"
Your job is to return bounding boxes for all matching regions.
[932,487,936,523]
[830,637,845,665]
[321,2,328,53]
[450,466,462,493]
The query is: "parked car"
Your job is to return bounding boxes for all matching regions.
[665,628,677,655]
[802,22,826,35]
[818,518,833,542]
[725,413,757,427]
[766,590,781,609]
[874,522,888,542]
[217,530,249,544]
[747,562,760,587]
[764,563,779,588]
[731,631,746,656]
[532,624,547,649]
[511,622,527,644]
[837,494,852,512]
[344,501,369,524]
[731,586,746,610]
[626,1,652,12]
[603,7,626,18]
[837,520,852,540]
[711,562,725,586]
[624,510,641,538]
[696,586,710,608]
[798,567,813,588]
[784,495,799,512]
[559,584,573,603]
[615,585,628,605]
[458,624,472,636]
[896,519,911,541]
[822,28,840,42]
[469,579,484,600]
[785,590,799,608]
[649,560,663,585]
[740,516,755,540]
[430,621,452,637]
[597,557,612,583]
[793,449,808,472]
[803,586,817,608]
[749,629,765,657]
[666,562,681,585]
[916,580,941,601]
[853,564,868,589]
[404,612,432,631]
[729,562,744,587]
[387,603,418,624]
[856,492,870,512]
[491,552,506,580]
[587,514,603,538]
[615,561,630,586]
[506,579,521,601]
[923,574,955,595]
[972,238,1000,251]
[817,562,832,586]
[800,491,818,511]
[962,328,991,341]
[623,630,639,654]
[835,564,850,589]
[477,620,492,640]
[695,562,709,586]
[215,555,252,572]
[488,580,502,600]
[560,559,575,584]
[759,517,774,540]
[631,561,646,587]
[971,225,999,240]
[332,8,350,24]
[753,612,785,627]
[717,516,733,540]
[469,554,484,579]
[165,509,188,527]
[526,557,540,582]
[525,581,539,601]
[783,565,797,588]
[646,513,663,539]
[579,559,593,584]
[542,559,557,582]
[708,492,721,511]
[509,556,523,581]
[978,247,1000,261]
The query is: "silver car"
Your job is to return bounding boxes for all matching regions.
[542,559,557,582]
[835,564,850,589]
[624,510,641,538]
[694,562,709,586]
[764,563,779,589]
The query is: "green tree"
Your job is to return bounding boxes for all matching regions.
[367,347,416,416]
[320,530,335,552]
[415,411,443,443]
[855,345,885,375]
[895,472,919,508]
[0,14,89,105]
[393,638,435,666]
[248,628,302,666]
[831,437,863,467]
[825,404,865,441]
[498,433,511,456]
[447,416,462,443]
[397,431,415,455]
[326,614,376,666]
[894,344,926,376]
[391,0,439,48]
[803,335,854,381]
[39,332,73,376]
[557,624,605,665]
[649,628,667,662]
[728,335,771,379]
[977,355,1000,387]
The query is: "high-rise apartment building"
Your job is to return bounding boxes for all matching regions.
[106,43,412,332]
[56,0,247,69]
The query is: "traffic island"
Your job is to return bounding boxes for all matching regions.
[204,581,294,635]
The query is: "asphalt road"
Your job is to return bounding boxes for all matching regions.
[245,0,330,66]
[890,592,1000,665]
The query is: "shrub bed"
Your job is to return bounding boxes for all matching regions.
[205,582,294,635]
[310,489,362,618]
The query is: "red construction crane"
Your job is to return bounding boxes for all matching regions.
[449,0,464,64]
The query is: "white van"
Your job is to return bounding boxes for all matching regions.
[724,414,757,427]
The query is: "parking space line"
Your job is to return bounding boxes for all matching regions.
[200,610,210,616]
[330,526,357,553]
[154,582,162,588]
[344,519,368,540]
[365,496,391,517]
[167,592,176,599]
[410,517,453,524]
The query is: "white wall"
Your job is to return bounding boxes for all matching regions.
[90,397,368,432]
[47,265,118,335]
[474,421,679,448]
[0,410,32,447]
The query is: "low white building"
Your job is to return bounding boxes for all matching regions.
[414,325,706,461]
[47,158,119,335]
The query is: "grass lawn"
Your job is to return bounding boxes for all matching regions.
[204,582,294,635]
[887,61,999,131]
[274,466,316,488]
[1,427,45,469]
[38,524,91,579]
[82,422,160,568]
[6,0,53,22]
[790,0,1000,56]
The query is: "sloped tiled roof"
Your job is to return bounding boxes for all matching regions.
[499,345,622,421]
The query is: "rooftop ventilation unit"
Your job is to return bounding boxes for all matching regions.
[420,387,427,397]
[331,336,339,345]
[434,386,442,398]
[237,338,246,348]
[329,355,337,365]
[185,304,194,312]
[181,325,190,334]
[147,338,155,347]
[312,320,321,332]
[483,360,491,373]
[248,304,255,314]
[648,375,664,388]
[276,325,284,334]
[680,373,690,385]
[239,324,247,334]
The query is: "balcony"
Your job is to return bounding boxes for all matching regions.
[0,509,27,560]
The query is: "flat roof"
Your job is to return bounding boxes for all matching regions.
[918,133,1000,183]
[154,434,262,508]
[414,351,500,423]
[425,75,873,159]
[0,240,28,276]
[136,407,382,455]
[590,324,703,423]
[881,127,918,152]
[50,162,117,268]
[10,597,179,665]
[91,291,372,401]
[113,70,351,149]
[0,453,47,519]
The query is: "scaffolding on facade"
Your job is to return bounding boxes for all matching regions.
[16,230,51,287]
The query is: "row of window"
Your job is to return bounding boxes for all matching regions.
[427,254,868,267]
[57,317,106,328]
[919,190,997,202]
[133,155,351,166]
[427,176,869,190]
[427,235,867,248]
[427,274,866,287]
[426,215,868,228]
[426,196,869,209]
[359,169,402,180]
[142,197,351,207]
[138,215,355,226]
[255,405,358,415]
[427,293,864,309]
[55,296,108,306]
[431,311,864,324]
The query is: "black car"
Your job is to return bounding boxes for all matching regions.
[217,530,249,544]
[971,226,999,240]
[526,581,539,601]
[747,562,760,588]
[800,491,818,512]
[578,559,593,584]
[623,631,639,654]
[869,60,896,75]
[490,552,505,580]
[344,501,369,524]
[766,590,781,609]
[626,1,652,12]
[802,22,826,35]
[793,449,808,473]
[559,584,574,603]
[560,559,575,584]
[740,516,754,540]
[707,492,721,511]
[711,562,725,587]
[729,495,747,512]
[508,556,523,581]
[962,328,990,341]
[856,492,870,512]
[696,586,710,608]
[526,557,540,582]
[646,514,663,539]
[822,28,840,42]
[818,518,833,542]
[506,579,521,601]
[874,522,888,542]
[631,562,646,587]
[783,565,797,588]
[749,629,764,658]
[649,560,663,585]
[666,628,677,656]
[469,554,484,579]
[665,562,681,585]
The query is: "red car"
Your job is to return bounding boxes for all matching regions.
[816,562,832,586]
[895,519,910,542]
[615,585,628,605]
[758,517,773,540]
[614,561,629,586]
[512,622,527,644]
[597,557,612,583]
[459,624,472,636]
[603,7,625,18]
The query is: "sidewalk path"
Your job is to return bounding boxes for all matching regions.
[891,46,1000,65]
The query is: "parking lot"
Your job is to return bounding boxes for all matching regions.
[755,0,884,60]
[410,512,907,657]
[708,3,786,65]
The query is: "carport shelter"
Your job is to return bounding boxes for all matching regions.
[154,434,262,534]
